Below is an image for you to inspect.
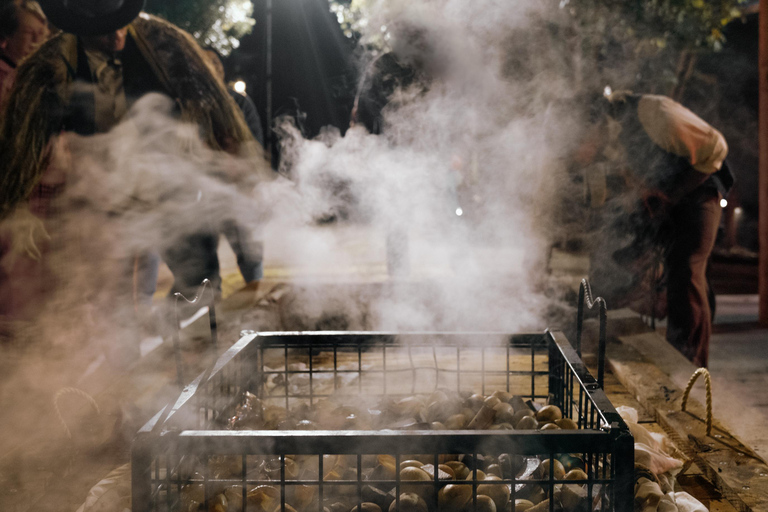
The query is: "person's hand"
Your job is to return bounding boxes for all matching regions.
[4,206,50,266]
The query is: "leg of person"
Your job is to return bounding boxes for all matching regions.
[665,188,721,367]
[133,251,161,306]
[222,220,263,286]
[163,232,222,304]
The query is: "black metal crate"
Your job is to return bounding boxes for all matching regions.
[133,331,633,512]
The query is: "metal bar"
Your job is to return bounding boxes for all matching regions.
[309,343,314,406]
[318,453,324,512]
[131,432,153,512]
[357,453,363,512]
[284,345,289,410]
[549,450,555,512]
[165,453,171,511]
[173,430,618,456]
[576,279,608,388]
[358,343,363,395]
[334,345,338,392]
[548,338,559,409]
[281,454,286,512]
[456,346,461,394]
[506,344,510,392]
[242,454,247,512]
[481,346,486,396]
[383,345,387,396]
[172,306,184,390]
[530,339,535,400]
[208,300,218,349]
[432,345,439,391]
[613,431,635,512]
[203,450,209,509]
[408,345,415,395]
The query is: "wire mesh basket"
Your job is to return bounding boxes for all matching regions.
[133,329,633,512]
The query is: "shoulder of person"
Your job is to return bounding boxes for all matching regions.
[130,12,198,47]
[637,95,712,128]
[13,32,75,84]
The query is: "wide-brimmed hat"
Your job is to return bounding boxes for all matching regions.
[39,0,145,36]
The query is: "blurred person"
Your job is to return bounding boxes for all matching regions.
[0,0,263,345]
[200,48,265,293]
[578,91,734,367]
[351,22,443,135]
[0,0,49,107]
[205,48,264,146]
[350,22,467,274]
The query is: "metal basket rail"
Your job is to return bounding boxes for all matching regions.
[575,279,608,389]
[171,279,219,390]
[133,331,633,512]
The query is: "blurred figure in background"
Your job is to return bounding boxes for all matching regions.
[578,91,733,367]
[0,0,49,107]
[199,48,265,296]
[205,48,264,147]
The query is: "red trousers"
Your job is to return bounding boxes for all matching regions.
[664,187,721,367]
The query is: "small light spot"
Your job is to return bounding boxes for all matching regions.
[455,208,463,217]
[234,80,247,94]
[720,198,728,208]
[734,206,743,215]
[603,85,612,98]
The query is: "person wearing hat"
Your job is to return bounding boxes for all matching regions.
[577,91,734,368]
[0,0,265,333]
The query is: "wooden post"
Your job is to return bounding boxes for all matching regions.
[761,0,768,325]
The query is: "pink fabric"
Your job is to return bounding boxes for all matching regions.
[0,137,68,324]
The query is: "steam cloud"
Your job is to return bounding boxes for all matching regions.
[277,0,587,332]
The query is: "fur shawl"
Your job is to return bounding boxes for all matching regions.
[0,13,260,218]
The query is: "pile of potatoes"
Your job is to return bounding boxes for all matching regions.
[227,390,580,433]
[178,390,600,511]
[178,451,593,512]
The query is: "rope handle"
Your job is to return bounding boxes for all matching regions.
[681,368,713,436]
[53,387,101,439]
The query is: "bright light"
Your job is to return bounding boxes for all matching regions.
[455,207,463,217]
[234,80,247,94]
[735,207,743,216]
[720,198,728,208]
[603,85,612,98]
[225,0,253,24]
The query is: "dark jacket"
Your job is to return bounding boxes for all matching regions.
[229,89,264,146]
[610,93,734,201]
[0,14,261,218]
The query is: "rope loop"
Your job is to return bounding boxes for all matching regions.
[681,367,713,436]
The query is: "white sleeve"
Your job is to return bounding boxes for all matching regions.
[637,95,728,175]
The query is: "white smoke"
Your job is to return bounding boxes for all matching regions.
[276,0,583,332]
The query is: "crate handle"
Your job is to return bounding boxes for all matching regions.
[681,368,713,436]
[172,279,218,390]
[576,278,607,389]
